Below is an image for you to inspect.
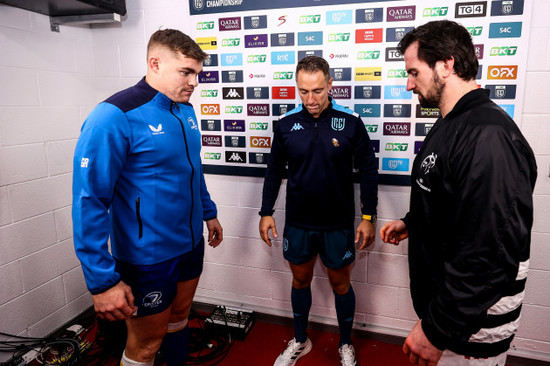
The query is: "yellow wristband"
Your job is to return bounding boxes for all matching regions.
[362,214,377,223]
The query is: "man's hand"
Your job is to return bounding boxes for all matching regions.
[356,220,376,250]
[92,281,137,321]
[206,218,223,247]
[403,320,443,366]
[259,216,278,247]
[379,220,409,245]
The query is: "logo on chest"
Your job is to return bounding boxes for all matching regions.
[149,124,164,135]
[331,117,346,131]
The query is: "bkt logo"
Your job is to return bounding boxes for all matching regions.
[364,124,378,133]
[204,152,221,160]
[490,46,518,56]
[386,48,404,61]
[250,136,272,148]
[250,122,268,130]
[384,86,412,99]
[271,51,296,65]
[467,26,483,36]
[221,38,240,47]
[382,158,409,172]
[358,51,380,60]
[328,33,350,42]
[388,69,407,78]
[456,2,487,18]
[423,7,448,17]
[354,104,381,117]
[487,65,518,79]
[489,22,522,38]
[300,15,321,24]
[201,104,220,115]
[221,53,243,66]
[247,55,267,63]
[225,106,243,114]
[385,143,408,152]
[274,71,294,80]
[201,89,218,97]
[197,21,214,30]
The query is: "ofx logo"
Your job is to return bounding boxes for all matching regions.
[355,29,383,43]
[201,104,220,115]
[487,65,518,79]
[455,2,487,18]
[250,136,272,148]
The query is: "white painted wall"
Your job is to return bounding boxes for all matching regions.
[0,0,549,363]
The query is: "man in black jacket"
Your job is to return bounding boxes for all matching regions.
[380,20,537,366]
[260,56,378,366]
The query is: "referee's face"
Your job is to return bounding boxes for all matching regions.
[296,70,333,118]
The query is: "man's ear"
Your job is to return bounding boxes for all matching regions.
[440,57,455,78]
[148,56,160,72]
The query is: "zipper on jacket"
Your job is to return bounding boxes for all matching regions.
[135,197,143,239]
[170,102,196,248]
[314,121,318,141]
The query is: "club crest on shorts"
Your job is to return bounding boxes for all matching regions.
[143,291,163,308]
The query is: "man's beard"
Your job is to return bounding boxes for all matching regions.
[418,72,444,109]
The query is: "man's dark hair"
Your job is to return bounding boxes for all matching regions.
[398,20,478,81]
[147,29,208,62]
[296,55,331,81]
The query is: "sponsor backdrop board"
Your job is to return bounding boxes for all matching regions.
[189,0,532,185]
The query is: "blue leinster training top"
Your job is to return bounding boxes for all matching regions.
[72,78,217,294]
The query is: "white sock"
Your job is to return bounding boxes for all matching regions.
[120,351,154,366]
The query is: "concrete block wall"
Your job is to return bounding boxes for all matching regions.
[0,0,549,363]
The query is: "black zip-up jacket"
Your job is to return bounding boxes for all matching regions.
[402,88,537,357]
[260,98,378,230]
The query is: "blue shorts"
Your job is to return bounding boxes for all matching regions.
[115,238,205,317]
[282,225,355,269]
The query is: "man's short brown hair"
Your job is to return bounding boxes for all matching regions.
[147,29,208,62]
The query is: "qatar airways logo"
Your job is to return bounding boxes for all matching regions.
[383,122,411,136]
[202,135,222,147]
[247,104,270,116]
[387,6,416,21]
[219,17,241,31]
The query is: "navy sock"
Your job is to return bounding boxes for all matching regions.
[334,285,355,347]
[161,321,189,366]
[291,286,312,343]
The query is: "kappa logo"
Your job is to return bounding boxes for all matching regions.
[421,153,437,174]
[225,88,242,98]
[290,123,304,131]
[228,152,244,162]
[149,124,164,135]
[342,251,353,260]
[143,291,163,308]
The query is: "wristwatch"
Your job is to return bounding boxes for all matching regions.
[362,214,377,223]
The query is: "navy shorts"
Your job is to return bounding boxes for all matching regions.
[282,225,355,269]
[115,238,205,317]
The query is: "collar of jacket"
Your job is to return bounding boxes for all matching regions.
[444,88,491,120]
[135,76,193,110]
[300,96,336,120]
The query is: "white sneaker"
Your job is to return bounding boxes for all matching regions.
[338,344,357,366]
[273,338,313,366]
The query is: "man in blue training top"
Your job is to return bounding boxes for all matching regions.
[72,29,223,366]
[259,55,378,366]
